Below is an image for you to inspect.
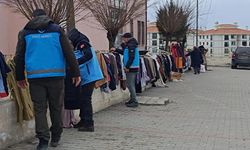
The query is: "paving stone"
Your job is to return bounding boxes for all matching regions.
[6,67,250,150]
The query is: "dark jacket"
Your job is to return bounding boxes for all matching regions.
[0,52,11,95]
[116,38,139,72]
[68,28,93,66]
[64,29,93,109]
[186,48,203,67]
[15,15,80,81]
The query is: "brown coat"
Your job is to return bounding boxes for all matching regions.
[95,51,108,88]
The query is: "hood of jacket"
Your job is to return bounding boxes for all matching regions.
[126,38,139,50]
[24,15,53,30]
[67,28,91,48]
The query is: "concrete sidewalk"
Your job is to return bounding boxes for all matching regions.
[6,67,250,150]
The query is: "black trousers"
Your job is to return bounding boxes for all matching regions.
[79,82,95,126]
[29,78,64,141]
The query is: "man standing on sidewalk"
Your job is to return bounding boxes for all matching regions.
[111,33,140,108]
[15,9,81,150]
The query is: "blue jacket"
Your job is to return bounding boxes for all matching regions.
[123,47,140,70]
[74,47,103,86]
[24,24,65,79]
[116,38,140,72]
[15,16,80,81]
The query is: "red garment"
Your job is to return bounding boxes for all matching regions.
[0,92,8,98]
[171,45,178,58]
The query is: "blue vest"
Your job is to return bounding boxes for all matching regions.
[123,47,140,69]
[24,25,65,79]
[74,48,104,86]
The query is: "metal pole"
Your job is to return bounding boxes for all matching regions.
[196,0,199,47]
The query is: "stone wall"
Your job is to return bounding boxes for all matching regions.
[0,88,129,149]
[207,56,231,67]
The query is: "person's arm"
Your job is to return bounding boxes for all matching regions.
[15,30,26,81]
[77,42,93,65]
[59,28,80,77]
[115,48,124,55]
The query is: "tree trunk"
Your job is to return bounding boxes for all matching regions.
[107,30,118,49]
[66,0,76,32]
[165,36,170,52]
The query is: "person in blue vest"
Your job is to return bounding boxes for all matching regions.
[110,33,140,108]
[15,9,81,150]
[67,28,103,132]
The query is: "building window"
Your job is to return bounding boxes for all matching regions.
[224,42,229,47]
[242,35,247,39]
[224,48,229,54]
[210,49,213,54]
[242,41,247,46]
[207,35,209,39]
[224,35,229,40]
[210,42,213,47]
[159,40,163,44]
[152,40,157,46]
[210,35,213,40]
[203,42,205,45]
[199,35,202,39]
[207,42,209,46]
[199,42,202,45]
[203,35,205,39]
[231,35,235,39]
[137,21,141,45]
[130,19,134,36]
[152,33,157,39]
[142,21,145,45]
[231,41,236,46]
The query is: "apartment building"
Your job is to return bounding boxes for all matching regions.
[187,24,250,56]
[147,22,165,54]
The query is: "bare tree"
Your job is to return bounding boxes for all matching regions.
[0,0,89,30]
[81,0,146,48]
[156,0,194,51]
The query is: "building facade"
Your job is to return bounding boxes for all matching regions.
[187,24,250,56]
[0,3,146,55]
[147,22,165,54]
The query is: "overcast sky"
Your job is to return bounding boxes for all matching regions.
[148,0,250,29]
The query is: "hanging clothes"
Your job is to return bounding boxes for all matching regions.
[156,55,167,83]
[140,58,150,88]
[0,71,7,97]
[109,53,119,85]
[114,53,127,90]
[103,53,117,91]
[7,59,34,122]
[143,57,154,81]
[95,51,109,88]
[0,52,11,97]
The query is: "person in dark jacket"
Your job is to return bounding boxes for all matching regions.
[110,33,140,108]
[15,9,81,150]
[199,45,208,71]
[186,46,204,74]
[67,28,103,132]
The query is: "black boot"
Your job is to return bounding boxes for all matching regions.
[78,121,94,132]
[125,99,134,105]
[37,139,48,150]
[126,101,139,108]
[50,136,60,147]
[78,125,95,132]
